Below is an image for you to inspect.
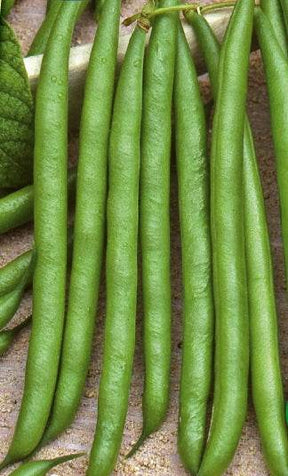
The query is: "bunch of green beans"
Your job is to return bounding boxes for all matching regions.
[187,9,288,475]
[3,0,288,474]
[0,0,87,467]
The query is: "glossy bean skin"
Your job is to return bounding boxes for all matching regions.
[9,453,84,476]
[174,22,213,476]
[187,1,253,474]
[0,317,31,356]
[42,0,120,447]
[188,15,288,475]
[254,8,288,290]
[0,2,85,467]
[87,22,147,476]
[0,167,76,235]
[139,0,177,445]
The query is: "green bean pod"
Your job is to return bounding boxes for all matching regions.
[261,0,287,56]
[174,22,213,476]
[46,0,58,15]
[9,453,84,476]
[27,0,88,57]
[0,251,32,297]
[0,2,85,468]
[0,226,73,302]
[27,1,62,57]
[244,121,288,476]
[279,0,288,33]
[94,0,106,21]
[187,1,253,474]
[0,316,31,356]
[87,20,148,476]
[137,0,177,448]
[0,167,76,235]
[187,16,288,472]
[254,7,288,289]
[42,0,120,447]
[0,251,35,331]
[1,0,15,17]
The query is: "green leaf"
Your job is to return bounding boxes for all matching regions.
[0,16,34,187]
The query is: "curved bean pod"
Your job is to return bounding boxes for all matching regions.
[9,453,84,476]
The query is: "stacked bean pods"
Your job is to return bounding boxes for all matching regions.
[1,0,288,474]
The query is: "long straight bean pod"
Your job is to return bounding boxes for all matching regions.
[187,13,288,474]
[42,0,121,445]
[87,20,148,476]
[187,1,253,474]
[174,22,213,476]
[137,0,178,449]
[0,1,86,467]
[254,7,288,288]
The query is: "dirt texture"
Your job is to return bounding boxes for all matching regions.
[0,0,284,474]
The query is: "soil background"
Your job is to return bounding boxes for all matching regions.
[0,1,284,474]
